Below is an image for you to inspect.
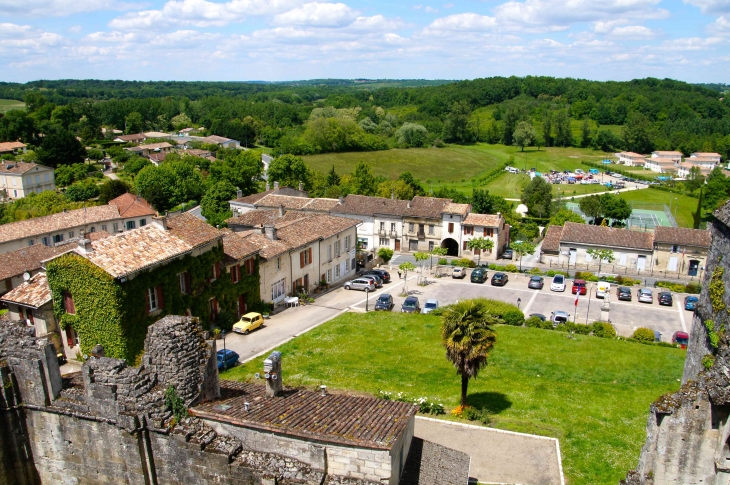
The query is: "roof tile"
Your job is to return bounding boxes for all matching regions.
[463,213,502,227]
[1,273,51,308]
[654,227,711,247]
[560,221,654,250]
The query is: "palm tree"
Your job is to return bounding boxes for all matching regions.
[441,299,498,406]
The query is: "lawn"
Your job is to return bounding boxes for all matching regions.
[440,172,613,199]
[223,312,685,485]
[618,188,700,228]
[0,99,25,113]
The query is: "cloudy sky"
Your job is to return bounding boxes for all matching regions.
[0,0,728,83]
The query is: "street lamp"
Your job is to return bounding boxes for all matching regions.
[517,298,521,310]
[365,288,370,312]
[221,330,228,370]
[585,284,594,323]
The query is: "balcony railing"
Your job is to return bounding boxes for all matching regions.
[390,230,398,237]
[417,231,425,238]
[378,229,386,236]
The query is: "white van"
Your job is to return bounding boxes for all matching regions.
[506,167,520,174]
[596,281,611,298]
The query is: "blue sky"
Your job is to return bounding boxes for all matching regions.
[0,0,728,83]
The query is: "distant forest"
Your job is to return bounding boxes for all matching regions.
[0,76,728,159]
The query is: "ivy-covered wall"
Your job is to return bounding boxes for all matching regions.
[46,243,262,363]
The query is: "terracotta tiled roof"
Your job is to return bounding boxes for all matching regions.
[560,221,654,250]
[541,225,563,253]
[255,194,311,210]
[1,273,51,308]
[238,231,290,260]
[275,214,358,248]
[202,135,234,144]
[148,153,166,163]
[0,243,74,280]
[334,194,409,217]
[226,210,279,228]
[715,201,730,227]
[683,156,717,163]
[463,213,502,227]
[0,142,26,152]
[691,152,721,158]
[443,203,470,216]
[653,151,683,156]
[139,142,173,150]
[404,196,452,219]
[115,134,146,142]
[0,205,122,244]
[654,227,711,248]
[222,232,259,263]
[303,198,340,212]
[617,152,646,158]
[0,161,45,175]
[232,187,308,205]
[143,132,172,138]
[646,159,676,166]
[108,193,156,218]
[190,380,416,451]
[166,212,222,249]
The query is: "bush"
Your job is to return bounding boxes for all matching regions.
[438,258,448,265]
[556,322,591,334]
[632,327,656,344]
[529,267,542,275]
[615,275,639,286]
[450,260,458,266]
[377,247,394,264]
[461,406,492,425]
[702,354,715,370]
[526,316,553,329]
[574,271,594,280]
[504,264,519,272]
[503,310,525,326]
[685,282,701,294]
[478,299,521,318]
[592,321,617,339]
[456,258,476,268]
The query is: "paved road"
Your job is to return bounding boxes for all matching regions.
[104,171,119,180]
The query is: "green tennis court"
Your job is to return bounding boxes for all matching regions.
[565,203,675,229]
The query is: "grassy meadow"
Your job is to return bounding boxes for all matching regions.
[617,189,699,228]
[223,312,685,485]
[0,99,25,113]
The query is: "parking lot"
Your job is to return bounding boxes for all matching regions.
[351,269,692,342]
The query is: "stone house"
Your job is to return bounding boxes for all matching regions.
[228,182,309,216]
[221,232,260,319]
[228,230,291,306]
[652,226,711,277]
[402,197,451,253]
[459,213,508,260]
[0,141,26,155]
[202,135,240,149]
[113,133,147,143]
[124,142,174,157]
[0,242,81,296]
[0,161,55,199]
[616,151,647,166]
[0,193,156,254]
[331,194,409,254]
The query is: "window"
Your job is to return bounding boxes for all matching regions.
[345,235,351,251]
[276,257,281,271]
[44,173,49,182]
[53,234,64,244]
[212,262,221,280]
[26,177,31,185]
[379,238,389,246]
[448,222,454,233]
[28,240,34,246]
[463,226,474,235]
[409,223,414,233]
[69,231,74,239]
[380,222,385,231]
[327,245,332,261]
[178,272,190,294]
[429,241,434,251]
[147,288,158,312]
[208,298,218,322]
[486,228,493,237]
[391,223,396,233]
[334,263,340,278]
[113,223,119,233]
[237,295,247,318]
[231,264,240,283]
[428,225,434,235]
[63,292,75,314]
[326,269,331,283]
[42,237,50,247]
[272,279,286,301]
[126,221,136,230]
[35,175,40,184]
[140,219,147,227]
[300,248,312,268]
[102,225,107,232]
[463,241,468,250]
[89,227,95,233]
[671,245,680,253]
[344,258,349,271]
[334,240,340,257]
[244,258,255,275]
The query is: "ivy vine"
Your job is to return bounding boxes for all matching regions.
[46,243,263,363]
[709,266,726,314]
[704,319,721,350]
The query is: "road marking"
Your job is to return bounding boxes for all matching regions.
[522,289,540,315]
[676,300,688,333]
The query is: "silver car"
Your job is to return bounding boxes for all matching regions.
[423,299,439,314]
[638,288,654,303]
[361,274,383,288]
[343,278,376,292]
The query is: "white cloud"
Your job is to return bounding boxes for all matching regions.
[658,36,724,50]
[68,25,82,34]
[708,15,730,34]
[273,2,359,27]
[424,13,497,33]
[424,6,438,13]
[0,0,141,17]
[611,25,656,38]
[349,15,404,32]
[683,0,730,14]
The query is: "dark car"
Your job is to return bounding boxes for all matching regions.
[658,291,673,306]
[374,293,394,311]
[617,286,632,301]
[360,275,383,288]
[684,295,699,311]
[401,296,421,313]
[502,248,514,260]
[217,349,239,371]
[359,269,391,283]
[529,313,546,321]
[672,331,689,349]
[491,272,509,286]
[528,276,544,290]
[571,279,587,295]
[471,268,487,283]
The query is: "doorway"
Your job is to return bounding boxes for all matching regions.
[394,239,400,251]
[440,238,459,257]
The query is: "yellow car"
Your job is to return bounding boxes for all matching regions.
[232,312,264,335]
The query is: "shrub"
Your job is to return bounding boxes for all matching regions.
[503,310,525,326]
[685,282,701,294]
[504,264,518,273]
[592,321,617,339]
[526,316,553,329]
[461,406,492,425]
[529,268,542,275]
[450,260,458,266]
[702,354,715,370]
[478,299,521,318]
[438,258,448,265]
[574,271,594,280]
[615,275,639,286]
[572,323,592,335]
[632,327,656,344]
[377,247,394,264]
[456,258,476,268]
[546,270,556,277]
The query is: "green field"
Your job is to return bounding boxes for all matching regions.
[223,312,684,485]
[445,171,613,199]
[618,189,699,228]
[0,99,25,113]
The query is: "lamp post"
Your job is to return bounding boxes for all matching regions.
[585,284,593,323]
[221,330,228,370]
[674,197,678,222]
[517,298,521,311]
[365,288,370,312]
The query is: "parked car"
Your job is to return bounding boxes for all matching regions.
[401,296,421,313]
[596,281,611,298]
[491,272,509,286]
[423,299,439,314]
[502,248,513,260]
[658,291,673,306]
[684,295,699,311]
[374,294,394,311]
[617,286,632,301]
[232,312,265,335]
[638,287,654,303]
[550,274,566,292]
[528,276,544,289]
[571,279,587,295]
[359,269,391,283]
[344,278,376,292]
[452,267,467,279]
[529,313,546,321]
[672,331,689,349]
[550,311,570,326]
[361,274,383,288]
[471,268,487,283]
[217,349,239,371]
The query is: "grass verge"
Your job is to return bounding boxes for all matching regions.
[223,311,684,485]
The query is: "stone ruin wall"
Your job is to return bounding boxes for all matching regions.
[0,315,380,485]
[622,204,730,485]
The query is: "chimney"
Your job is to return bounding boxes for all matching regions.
[391,188,395,200]
[264,225,277,241]
[77,236,93,255]
[407,200,411,208]
[298,181,304,191]
[265,182,270,191]
[320,385,327,397]
[151,215,167,230]
[273,181,279,190]
[236,187,242,199]
[279,205,285,217]
[339,196,344,204]
[264,351,283,397]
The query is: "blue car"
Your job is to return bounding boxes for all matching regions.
[217,349,239,371]
[684,295,699,311]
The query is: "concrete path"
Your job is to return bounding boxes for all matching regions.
[415,417,565,485]
[103,172,119,180]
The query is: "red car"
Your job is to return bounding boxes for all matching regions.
[571,279,587,295]
[672,331,689,349]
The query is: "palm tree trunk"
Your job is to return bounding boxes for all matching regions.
[461,374,469,406]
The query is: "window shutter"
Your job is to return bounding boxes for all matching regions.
[308,247,312,264]
[185,272,191,293]
[157,285,164,310]
[145,289,151,315]
[63,292,75,314]
[300,251,305,268]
